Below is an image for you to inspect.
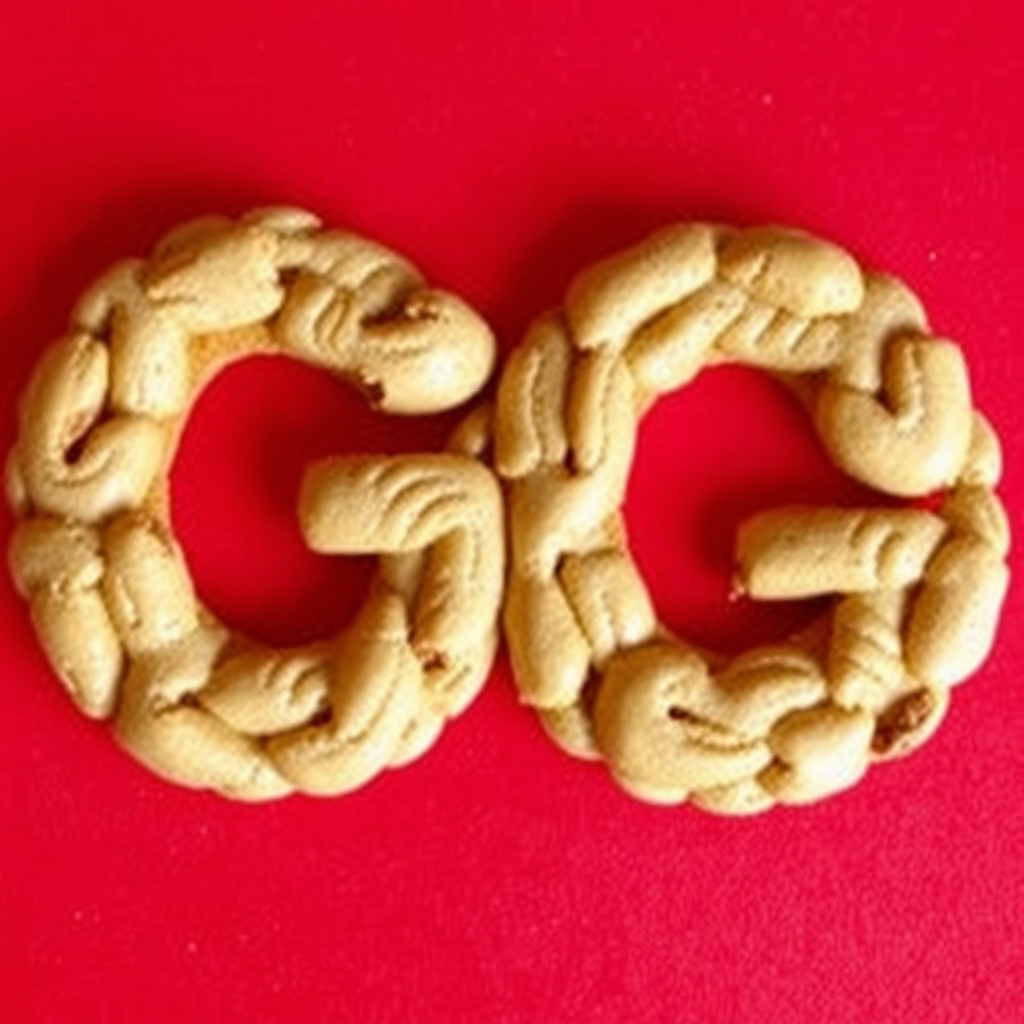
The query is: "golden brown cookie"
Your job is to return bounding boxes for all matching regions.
[495,224,1009,814]
[8,207,504,800]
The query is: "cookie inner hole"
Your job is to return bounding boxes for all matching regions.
[624,365,877,654]
[171,354,462,647]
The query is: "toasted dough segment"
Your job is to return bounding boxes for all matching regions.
[8,207,502,800]
[496,223,1008,813]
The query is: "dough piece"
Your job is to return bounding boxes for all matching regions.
[8,207,503,800]
[496,223,1009,813]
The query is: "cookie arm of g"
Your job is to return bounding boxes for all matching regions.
[735,505,1009,689]
[298,453,504,673]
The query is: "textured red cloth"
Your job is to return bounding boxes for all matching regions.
[1,2,1022,1023]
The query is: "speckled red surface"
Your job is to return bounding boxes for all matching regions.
[2,2,1022,1022]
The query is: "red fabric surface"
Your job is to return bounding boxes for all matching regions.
[1,2,1022,1022]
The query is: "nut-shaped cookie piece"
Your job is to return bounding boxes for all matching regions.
[7,207,503,800]
[496,221,1009,814]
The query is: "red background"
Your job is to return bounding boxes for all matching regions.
[1,2,1022,1022]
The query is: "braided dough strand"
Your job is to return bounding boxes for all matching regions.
[496,223,1009,814]
[8,207,502,800]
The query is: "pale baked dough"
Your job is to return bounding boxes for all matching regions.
[495,224,1009,813]
[8,207,504,800]
[8,213,1010,812]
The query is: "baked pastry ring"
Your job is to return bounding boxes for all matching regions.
[496,224,1009,814]
[8,208,504,800]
